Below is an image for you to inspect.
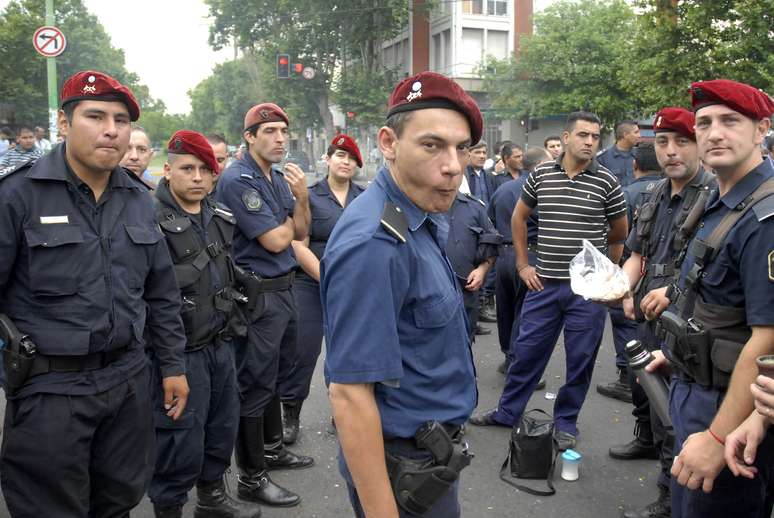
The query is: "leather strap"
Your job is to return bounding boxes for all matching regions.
[28,347,129,377]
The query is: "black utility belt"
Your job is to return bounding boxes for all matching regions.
[29,346,130,377]
[645,262,674,278]
[247,271,295,293]
[500,242,537,251]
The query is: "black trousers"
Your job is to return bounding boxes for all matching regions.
[1,366,153,518]
[279,277,323,401]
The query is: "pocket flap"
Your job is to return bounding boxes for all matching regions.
[711,338,743,374]
[24,224,84,248]
[159,218,192,234]
[413,291,460,328]
[468,226,484,234]
[126,224,163,245]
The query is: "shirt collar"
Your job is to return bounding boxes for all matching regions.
[553,152,600,175]
[713,160,773,209]
[26,143,137,190]
[375,167,437,233]
[241,152,283,180]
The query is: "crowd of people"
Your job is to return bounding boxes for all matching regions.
[0,67,772,518]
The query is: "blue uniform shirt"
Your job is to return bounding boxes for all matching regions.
[597,145,636,187]
[465,165,497,205]
[623,174,662,227]
[445,192,499,280]
[321,167,477,439]
[306,177,364,263]
[488,174,538,244]
[215,153,297,277]
[678,161,774,326]
[0,144,186,398]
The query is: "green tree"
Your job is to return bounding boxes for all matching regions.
[0,0,146,125]
[481,0,637,127]
[622,0,774,112]
[205,0,408,138]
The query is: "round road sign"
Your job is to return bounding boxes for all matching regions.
[302,66,316,80]
[33,25,67,58]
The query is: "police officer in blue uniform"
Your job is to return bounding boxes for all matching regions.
[321,71,481,517]
[445,188,501,340]
[488,147,549,374]
[597,120,641,188]
[614,109,714,518]
[649,80,774,518]
[0,71,189,516]
[597,144,662,405]
[149,131,261,518]
[278,134,365,445]
[215,103,314,507]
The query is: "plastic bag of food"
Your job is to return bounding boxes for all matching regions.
[569,239,629,301]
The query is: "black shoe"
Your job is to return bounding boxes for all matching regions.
[554,430,577,451]
[195,478,262,518]
[622,486,671,518]
[475,324,492,336]
[264,447,315,471]
[479,308,498,323]
[497,358,509,374]
[609,437,659,460]
[596,370,632,403]
[469,409,509,427]
[534,378,546,391]
[237,472,300,508]
[282,400,302,445]
[154,505,182,518]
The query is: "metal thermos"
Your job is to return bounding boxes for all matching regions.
[626,339,672,428]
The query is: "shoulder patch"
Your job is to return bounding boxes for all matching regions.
[380,202,408,243]
[242,189,263,212]
[213,205,236,224]
[752,194,774,222]
[0,161,33,182]
[464,192,486,206]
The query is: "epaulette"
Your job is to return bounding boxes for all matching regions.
[240,173,253,179]
[212,203,236,224]
[380,202,408,243]
[121,167,154,191]
[463,192,486,206]
[0,160,34,182]
[752,194,774,222]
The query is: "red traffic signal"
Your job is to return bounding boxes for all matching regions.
[277,54,290,79]
[346,111,356,119]
[293,63,303,74]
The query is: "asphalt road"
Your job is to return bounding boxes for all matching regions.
[0,315,664,518]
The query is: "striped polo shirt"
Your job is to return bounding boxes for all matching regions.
[521,157,627,279]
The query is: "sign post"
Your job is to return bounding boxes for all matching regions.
[33,0,65,142]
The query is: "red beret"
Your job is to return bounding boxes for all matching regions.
[653,107,695,140]
[690,79,774,120]
[61,70,140,121]
[167,130,219,175]
[329,134,363,168]
[244,103,289,131]
[387,71,483,144]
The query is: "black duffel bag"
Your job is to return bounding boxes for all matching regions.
[499,409,558,496]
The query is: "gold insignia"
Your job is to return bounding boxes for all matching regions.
[655,116,662,128]
[259,110,269,120]
[337,137,345,145]
[82,85,96,94]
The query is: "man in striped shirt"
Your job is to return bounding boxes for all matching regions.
[0,126,43,168]
[471,111,628,451]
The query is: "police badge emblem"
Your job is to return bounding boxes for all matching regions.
[242,189,263,211]
[337,137,345,146]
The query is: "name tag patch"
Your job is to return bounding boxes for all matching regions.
[40,215,69,224]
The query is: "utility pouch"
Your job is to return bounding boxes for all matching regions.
[0,314,37,391]
[660,311,712,387]
[636,201,657,240]
[710,338,743,390]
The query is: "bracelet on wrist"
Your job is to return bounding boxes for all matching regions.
[708,428,725,446]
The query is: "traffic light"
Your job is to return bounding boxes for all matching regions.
[277,54,290,79]
[293,63,303,75]
[346,111,356,119]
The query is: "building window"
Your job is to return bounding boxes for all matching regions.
[487,30,508,59]
[487,0,507,16]
[443,29,451,71]
[462,0,483,15]
[460,28,484,74]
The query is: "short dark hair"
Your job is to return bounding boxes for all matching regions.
[633,143,660,173]
[18,126,34,135]
[207,133,227,146]
[543,135,561,147]
[385,111,414,138]
[615,120,639,140]
[0,126,12,138]
[62,101,79,123]
[500,145,513,159]
[523,147,553,172]
[565,111,601,132]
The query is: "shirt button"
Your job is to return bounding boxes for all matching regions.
[667,208,672,214]
[699,222,705,228]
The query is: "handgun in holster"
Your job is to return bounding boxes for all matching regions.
[388,421,473,515]
[659,310,712,387]
[0,314,37,391]
[233,265,261,317]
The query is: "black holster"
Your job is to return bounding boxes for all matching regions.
[0,314,37,391]
[386,421,472,515]
[660,310,713,387]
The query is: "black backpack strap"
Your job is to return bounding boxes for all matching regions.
[498,444,558,496]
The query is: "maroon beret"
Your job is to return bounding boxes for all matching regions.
[653,107,695,140]
[61,70,140,121]
[387,71,483,144]
[330,134,363,168]
[167,130,219,175]
[690,79,774,120]
[244,103,289,131]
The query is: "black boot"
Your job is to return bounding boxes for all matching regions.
[237,471,300,508]
[621,485,671,518]
[282,400,302,445]
[265,396,314,470]
[479,294,497,323]
[596,368,633,403]
[154,505,182,518]
[195,477,262,518]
